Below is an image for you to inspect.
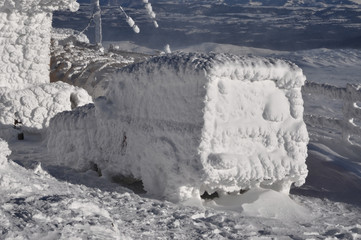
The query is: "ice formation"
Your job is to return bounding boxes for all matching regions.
[0,82,91,131]
[47,53,309,202]
[0,0,79,89]
[142,0,159,28]
[0,138,10,167]
[91,0,102,45]
[0,0,92,131]
[120,6,140,34]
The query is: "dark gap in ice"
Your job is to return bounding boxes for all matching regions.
[89,162,102,177]
[239,189,248,194]
[111,175,146,194]
[201,191,219,200]
[88,162,145,193]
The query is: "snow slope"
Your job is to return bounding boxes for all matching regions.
[47,52,308,202]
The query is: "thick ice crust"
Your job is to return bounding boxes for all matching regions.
[48,53,309,202]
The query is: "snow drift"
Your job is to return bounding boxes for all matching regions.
[47,53,309,202]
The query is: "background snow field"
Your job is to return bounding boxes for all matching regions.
[47,53,308,202]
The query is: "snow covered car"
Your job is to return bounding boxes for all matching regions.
[47,53,309,202]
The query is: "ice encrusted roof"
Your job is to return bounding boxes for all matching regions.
[119,52,306,90]
[0,0,79,13]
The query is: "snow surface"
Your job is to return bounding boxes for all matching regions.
[1,131,360,239]
[47,52,308,202]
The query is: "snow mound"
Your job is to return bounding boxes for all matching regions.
[0,82,92,131]
[47,53,308,202]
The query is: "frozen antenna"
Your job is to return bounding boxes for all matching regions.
[119,6,140,34]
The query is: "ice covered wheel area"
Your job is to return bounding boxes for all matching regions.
[47,53,309,202]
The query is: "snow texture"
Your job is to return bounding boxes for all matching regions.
[47,53,309,202]
[0,82,92,132]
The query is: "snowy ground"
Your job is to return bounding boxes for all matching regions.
[1,131,360,239]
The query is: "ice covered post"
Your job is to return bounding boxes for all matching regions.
[0,0,92,132]
[91,0,102,45]
[0,0,79,90]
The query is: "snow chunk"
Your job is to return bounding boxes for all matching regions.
[47,53,308,202]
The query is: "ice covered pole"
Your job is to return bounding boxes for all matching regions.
[119,6,140,33]
[142,0,159,28]
[91,0,102,45]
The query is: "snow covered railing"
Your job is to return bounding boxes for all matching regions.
[302,81,361,143]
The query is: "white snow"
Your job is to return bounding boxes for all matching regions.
[164,44,172,54]
[47,52,308,202]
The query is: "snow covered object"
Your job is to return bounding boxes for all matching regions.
[0,0,92,131]
[0,138,10,167]
[47,53,309,202]
[0,0,79,89]
[0,82,91,131]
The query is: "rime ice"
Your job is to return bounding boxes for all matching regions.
[0,0,92,130]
